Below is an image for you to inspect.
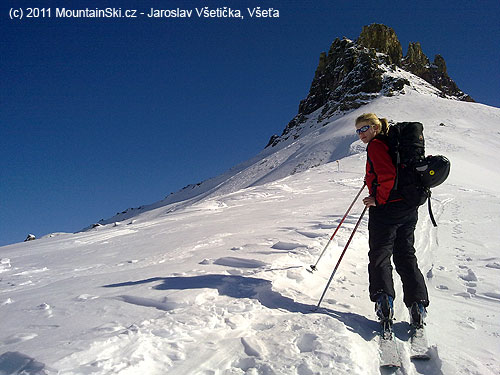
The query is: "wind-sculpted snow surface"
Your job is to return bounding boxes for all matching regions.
[1,93,500,374]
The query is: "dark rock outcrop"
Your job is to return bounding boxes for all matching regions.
[266,23,473,148]
[297,37,384,118]
[357,24,403,65]
[403,42,430,76]
[402,44,474,102]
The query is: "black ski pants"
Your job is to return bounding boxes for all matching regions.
[367,208,429,307]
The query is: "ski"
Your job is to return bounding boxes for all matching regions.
[410,325,431,360]
[379,321,401,368]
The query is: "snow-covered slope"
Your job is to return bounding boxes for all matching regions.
[97,71,498,227]
[1,90,500,375]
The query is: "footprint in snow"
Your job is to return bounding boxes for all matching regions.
[213,257,268,269]
[486,262,500,269]
[271,241,306,251]
[296,333,319,353]
[459,269,478,282]
[295,230,324,239]
[240,337,265,358]
[436,285,449,290]
[454,291,473,299]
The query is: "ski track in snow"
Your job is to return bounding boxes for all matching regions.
[1,94,500,375]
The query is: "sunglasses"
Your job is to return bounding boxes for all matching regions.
[356,125,371,134]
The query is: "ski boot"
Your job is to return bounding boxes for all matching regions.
[375,293,394,339]
[375,293,394,322]
[409,301,426,329]
[408,301,430,359]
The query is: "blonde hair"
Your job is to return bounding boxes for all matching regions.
[355,113,389,135]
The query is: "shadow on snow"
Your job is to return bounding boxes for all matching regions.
[104,274,379,342]
[0,352,47,375]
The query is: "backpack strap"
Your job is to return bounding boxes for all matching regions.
[376,134,400,190]
[393,150,400,190]
[366,153,379,203]
[427,191,437,227]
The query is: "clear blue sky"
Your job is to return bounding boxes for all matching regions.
[1,0,499,246]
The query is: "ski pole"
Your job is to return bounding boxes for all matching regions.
[314,205,368,310]
[308,183,366,272]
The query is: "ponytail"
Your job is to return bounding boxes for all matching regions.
[379,118,389,135]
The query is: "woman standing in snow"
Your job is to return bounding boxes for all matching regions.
[355,113,428,328]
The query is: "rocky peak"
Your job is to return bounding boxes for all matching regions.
[404,42,430,75]
[357,24,403,65]
[402,47,473,102]
[296,36,401,119]
[433,54,447,74]
[266,24,474,148]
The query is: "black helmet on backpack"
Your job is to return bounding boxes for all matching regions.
[416,155,451,188]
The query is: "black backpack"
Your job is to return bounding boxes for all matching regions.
[385,122,451,226]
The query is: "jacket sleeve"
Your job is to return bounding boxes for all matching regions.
[367,140,396,205]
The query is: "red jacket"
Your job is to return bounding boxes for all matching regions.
[365,138,398,205]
